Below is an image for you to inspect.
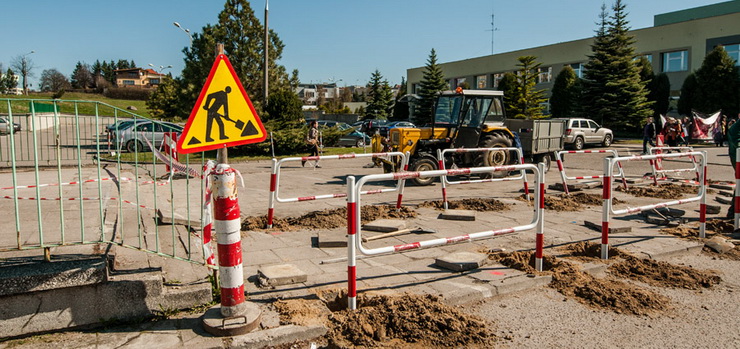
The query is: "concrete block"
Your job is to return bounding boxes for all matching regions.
[0,256,108,297]
[202,303,262,337]
[438,209,476,221]
[706,205,721,214]
[156,208,201,229]
[492,274,552,296]
[584,220,632,234]
[548,182,582,192]
[258,264,307,287]
[705,236,736,254]
[718,190,734,197]
[435,252,487,272]
[715,196,732,204]
[228,325,327,349]
[317,231,347,248]
[362,219,406,232]
[710,183,735,190]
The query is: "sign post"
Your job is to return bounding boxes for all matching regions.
[185,44,266,336]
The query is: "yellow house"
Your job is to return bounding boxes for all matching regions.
[114,68,166,88]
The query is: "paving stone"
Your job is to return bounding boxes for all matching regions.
[492,274,552,296]
[705,236,736,254]
[362,219,406,232]
[156,208,201,229]
[434,251,487,272]
[710,183,734,190]
[438,209,476,221]
[584,220,632,234]
[716,196,732,204]
[258,264,308,287]
[706,204,721,214]
[317,230,347,248]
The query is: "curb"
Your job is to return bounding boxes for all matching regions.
[227,324,327,349]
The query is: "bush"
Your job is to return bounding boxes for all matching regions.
[229,124,351,157]
[104,87,152,100]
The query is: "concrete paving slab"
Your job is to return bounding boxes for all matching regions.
[584,220,632,234]
[435,251,487,272]
[317,230,346,248]
[258,264,308,287]
[362,219,406,232]
[243,250,283,267]
[438,209,476,221]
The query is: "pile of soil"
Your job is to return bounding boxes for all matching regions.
[706,219,736,234]
[660,219,731,240]
[539,193,624,212]
[558,241,626,262]
[417,198,509,212]
[241,205,417,232]
[609,255,721,289]
[616,183,697,199]
[274,290,495,348]
[489,250,669,316]
[326,294,494,348]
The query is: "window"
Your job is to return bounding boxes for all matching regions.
[454,77,467,88]
[136,123,154,132]
[476,75,487,89]
[579,120,589,128]
[643,54,653,63]
[122,80,135,85]
[537,67,552,83]
[587,120,599,129]
[662,50,688,72]
[724,44,740,66]
[492,73,506,89]
[569,63,583,78]
[149,79,160,85]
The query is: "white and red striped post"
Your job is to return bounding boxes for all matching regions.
[556,153,569,195]
[601,157,613,259]
[212,164,245,317]
[522,153,531,200]
[735,148,740,230]
[347,176,358,310]
[615,160,628,190]
[162,132,179,174]
[535,162,545,271]
[202,163,216,267]
[437,149,449,210]
[267,158,278,228]
[395,152,409,210]
[699,153,707,238]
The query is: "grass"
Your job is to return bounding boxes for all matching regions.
[98,145,372,163]
[0,92,151,118]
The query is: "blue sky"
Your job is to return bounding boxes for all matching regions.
[0,0,724,89]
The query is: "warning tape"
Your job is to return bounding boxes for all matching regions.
[2,195,154,210]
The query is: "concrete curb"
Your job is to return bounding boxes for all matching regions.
[227,324,327,349]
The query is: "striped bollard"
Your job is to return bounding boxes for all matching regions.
[700,152,707,238]
[347,176,358,310]
[521,155,530,200]
[535,163,545,271]
[267,158,277,228]
[601,157,613,260]
[395,153,409,210]
[213,164,246,317]
[202,164,216,266]
[735,149,740,230]
[556,155,569,195]
[437,150,449,210]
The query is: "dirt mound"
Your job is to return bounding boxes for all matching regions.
[526,193,625,212]
[616,183,697,199]
[417,198,509,211]
[489,250,669,315]
[609,255,721,289]
[241,205,417,232]
[327,293,494,348]
[558,241,627,261]
[706,219,735,234]
[273,298,331,327]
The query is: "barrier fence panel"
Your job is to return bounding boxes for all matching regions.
[346,163,546,310]
[601,151,707,259]
[648,146,699,184]
[555,149,627,195]
[0,98,212,268]
[266,152,409,228]
[437,147,529,209]
[735,148,740,230]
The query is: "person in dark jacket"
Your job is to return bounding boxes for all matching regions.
[642,117,656,154]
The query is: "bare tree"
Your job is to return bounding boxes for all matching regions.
[11,53,35,95]
[39,69,71,92]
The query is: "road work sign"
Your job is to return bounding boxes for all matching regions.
[177,54,266,154]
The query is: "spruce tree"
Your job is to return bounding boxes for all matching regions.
[693,45,740,117]
[509,56,547,119]
[365,70,393,120]
[648,73,671,118]
[677,73,697,116]
[582,0,651,131]
[416,48,447,126]
[497,72,518,117]
[550,66,581,118]
[391,77,410,121]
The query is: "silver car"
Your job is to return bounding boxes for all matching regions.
[112,120,183,152]
[559,118,613,150]
[0,117,21,134]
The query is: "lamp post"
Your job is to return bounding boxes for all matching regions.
[148,63,172,74]
[19,50,35,96]
[173,22,193,45]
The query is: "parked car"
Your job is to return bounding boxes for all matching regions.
[111,120,183,152]
[337,129,371,147]
[379,121,415,137]
[105,119,139,134]
[359,119,389,134]
[0,117,21,134]
[558,118,613,150]
[317,120,352,131]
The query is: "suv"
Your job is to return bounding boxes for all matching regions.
[559,118,613,150]
[359,119,388,134]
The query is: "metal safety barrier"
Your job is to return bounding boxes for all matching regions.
[437,147,530,209]
[734,148,740,230]
[601,151,707,259]
[266,152,409,228]
[648,146,699,185]
[555,149,627,195]
[0,98,212,267]
[345,163,546,310]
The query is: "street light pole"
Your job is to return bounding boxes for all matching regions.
[173,22,193,45]
[20,50,35,96]
[263,0,269,102]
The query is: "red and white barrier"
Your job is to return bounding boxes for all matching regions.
[601,151,707,259]
[555,149,627,195]
[202,161,217,267]
[437,147,530,209]
[734,148,740,230]
[648,146,699,184]
[162,132,180,175]
[266,152,409,228]
[212,164,245,317]
[346,163,546,310]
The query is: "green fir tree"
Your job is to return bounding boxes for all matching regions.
[416,48,448,126]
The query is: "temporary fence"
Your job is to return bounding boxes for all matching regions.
[345,163,546,310]
[436,147,530,209]
[735,148,740,230]
[555,149,627,195]
[647,146,699,185]
[266,152,409,228]
[600,151,707,259]
[0,98,212,268]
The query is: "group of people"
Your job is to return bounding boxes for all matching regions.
[642,116,692,154]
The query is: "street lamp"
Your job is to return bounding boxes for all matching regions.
[20,50,35,95]
[148,63,172,74]
[173,22,193,45]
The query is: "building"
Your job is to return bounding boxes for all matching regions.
[114,68,167,88]
[407,1,740,111]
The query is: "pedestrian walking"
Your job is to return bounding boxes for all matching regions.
[303,120,321,168]
[642,117,656,154]
[665,118,681,147]
[681,117,692,146]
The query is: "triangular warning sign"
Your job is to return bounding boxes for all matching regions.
[177,54,267,154]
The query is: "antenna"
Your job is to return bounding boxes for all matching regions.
[486,7,499,55]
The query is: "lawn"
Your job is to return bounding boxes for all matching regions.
[0,92,152,118]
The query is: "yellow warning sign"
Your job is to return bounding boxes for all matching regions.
[177,54,266,154]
